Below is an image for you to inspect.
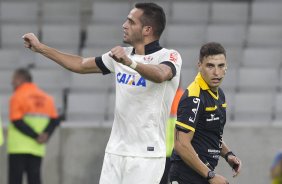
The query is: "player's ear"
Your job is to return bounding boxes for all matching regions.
[143,26,152,36]
[224,63,228,74]
[197,60,202,72]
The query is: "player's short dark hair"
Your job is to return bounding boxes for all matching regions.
[15,68,33,82]
[199,42,226,63]
[135,2,166,39]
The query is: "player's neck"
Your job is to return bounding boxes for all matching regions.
[133,37,157,55]
[133,44,145,55]
[210,87,218,93]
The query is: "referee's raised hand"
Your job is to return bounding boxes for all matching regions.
[22,33,42,53]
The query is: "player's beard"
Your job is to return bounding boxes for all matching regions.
[123,30,143,45]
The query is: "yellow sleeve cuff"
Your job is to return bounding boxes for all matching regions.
[175,121,195,132]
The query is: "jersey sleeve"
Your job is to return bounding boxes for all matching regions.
[100,51,116,73]
[160,50,182,79]
[9,95,24,121]
[175,91,203,133]
[94,50,115,74]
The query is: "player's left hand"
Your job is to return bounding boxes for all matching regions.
[109,46,131,66]
[227,155,242,177]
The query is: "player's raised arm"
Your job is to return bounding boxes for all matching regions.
[110,46,179,83]
[22,33,102,74]
[134,61,174,83]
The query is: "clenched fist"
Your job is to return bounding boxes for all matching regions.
[109,46,132,66]
[22,33,42,52]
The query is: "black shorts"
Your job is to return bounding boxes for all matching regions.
[169,160,209,184]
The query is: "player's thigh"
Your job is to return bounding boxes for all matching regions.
[99,153,123,184]
[122,156,166,184]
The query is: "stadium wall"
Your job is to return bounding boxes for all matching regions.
[0,123,281,184]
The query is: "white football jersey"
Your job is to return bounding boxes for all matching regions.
[100,44,182,157]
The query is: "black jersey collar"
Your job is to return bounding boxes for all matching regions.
[131,40,162,55]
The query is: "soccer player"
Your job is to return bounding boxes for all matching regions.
[170,42,241,184]
[22,3,182,184]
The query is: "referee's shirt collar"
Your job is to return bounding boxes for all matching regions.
[195,73,219,100]
[131,40,162,55]
[195,73,210,91]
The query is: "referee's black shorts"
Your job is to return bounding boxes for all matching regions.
[169,160,209,184]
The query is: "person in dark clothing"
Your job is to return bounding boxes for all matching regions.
[170,42,242,184]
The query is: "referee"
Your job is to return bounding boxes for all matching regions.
[170,42,242,184]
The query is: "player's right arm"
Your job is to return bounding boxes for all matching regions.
[22,33,102,74]
[174,92,228,184]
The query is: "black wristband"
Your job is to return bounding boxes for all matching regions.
[224,151,236,162]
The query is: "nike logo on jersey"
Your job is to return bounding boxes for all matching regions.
[117,72,146,87]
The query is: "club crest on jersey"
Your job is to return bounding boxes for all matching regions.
[143,55,153,62]
[117,72,146,87]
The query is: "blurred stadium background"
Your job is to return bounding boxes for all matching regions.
[0,0,282,183]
